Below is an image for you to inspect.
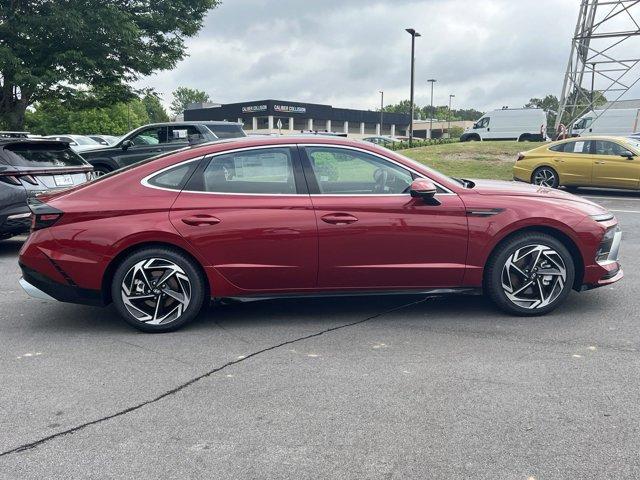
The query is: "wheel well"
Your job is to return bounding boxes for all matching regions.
[518,133,531,142]
[89,159,117,172]
[101,242,211,304]
[484,226,585,290]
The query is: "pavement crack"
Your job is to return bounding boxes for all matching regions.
[0,296,429,458]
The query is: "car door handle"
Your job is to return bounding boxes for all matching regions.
[595,161,606,165]
[181,215,221,226]
[321,213,358,225]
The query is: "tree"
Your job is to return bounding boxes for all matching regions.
[0,0,219,130]
[170,87,211,117]
[25,98,149,136]
[526,90,607,130]
[142,93,170,123]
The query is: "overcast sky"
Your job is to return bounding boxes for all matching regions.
[135,0,637,113]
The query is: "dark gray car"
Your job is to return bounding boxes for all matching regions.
[0,139,93,239]
[81,121,246,176]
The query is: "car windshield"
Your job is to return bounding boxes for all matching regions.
[71,136,100,145]
[3,143,88,167]
[205,124,246,139]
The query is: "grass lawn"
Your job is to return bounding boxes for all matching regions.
[400,140,543,181]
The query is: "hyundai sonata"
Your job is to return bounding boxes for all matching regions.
[19,136,623,332]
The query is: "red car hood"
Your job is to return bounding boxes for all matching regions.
[469,179,608,211]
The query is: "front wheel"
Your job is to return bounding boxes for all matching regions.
[532,166,559,188]
[485,233,575,316]
[111,247,207,332]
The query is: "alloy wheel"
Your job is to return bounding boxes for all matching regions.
[533,168,557,187]
[121,258,192,325]
[501,244,567,309]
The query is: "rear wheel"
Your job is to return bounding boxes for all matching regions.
[93,164,113,177]
[111,247,207,332]
[485,233,575,316]
[532,166,559,188]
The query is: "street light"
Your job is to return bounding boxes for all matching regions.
[406,28,421,147]
[448,94,455,137]
[379,90,384,135]
[427,78,436,139]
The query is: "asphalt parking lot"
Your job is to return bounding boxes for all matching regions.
[1,189,639,479]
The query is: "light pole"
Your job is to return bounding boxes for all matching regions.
[406,28,421,147]
[427,78,436,139]
[448,94,455,138]
[379,90,384,135]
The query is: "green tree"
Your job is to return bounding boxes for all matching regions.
[142,93,170,123]
[25,98,149,136]
[170,87,211,117]
[0,0,219,130]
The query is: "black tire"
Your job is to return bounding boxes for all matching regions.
[531,166,560,188]
[111,247,207,332]
[485,232,575,316]
[93,164,113,177]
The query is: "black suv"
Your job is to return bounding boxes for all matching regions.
[0,139,93,239]
[81,121,246,175]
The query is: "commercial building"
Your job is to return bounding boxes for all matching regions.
[184,100,411,138]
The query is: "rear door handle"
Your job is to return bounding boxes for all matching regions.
[595,161,606,165]
[321,213,358,225]
[181,214,221,226]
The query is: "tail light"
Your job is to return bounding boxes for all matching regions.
[516,152,525,161]
[0,174,22,185]
[27,198,63,232]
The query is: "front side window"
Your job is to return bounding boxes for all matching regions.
[130,127,167,146]
[304,147,413,195]
[197,147,297,194]
[574,117,593,130]
[595,140,629,156]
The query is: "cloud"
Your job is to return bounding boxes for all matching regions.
[135,0,640,113]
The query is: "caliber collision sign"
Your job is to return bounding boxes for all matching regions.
[242,105,267,113]
[274,105,306,114]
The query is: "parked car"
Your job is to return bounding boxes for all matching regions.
[88,135,120,146]
[572,108,640,137]
[0,138,93,239]
[81,122,246,176]
[44,135,104,153]
[19,136,622,332]
[514,136,639,190]
[362,136,402,146]
[460,108,546,142]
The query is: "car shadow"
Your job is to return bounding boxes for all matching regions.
[0,237,25,258]
[574,187,640,199]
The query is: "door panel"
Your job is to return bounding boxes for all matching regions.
[169,147,318,292]
[311,194,468,289]
[300,146,468,290]
[552,140,593,185]
[591,140,640,189]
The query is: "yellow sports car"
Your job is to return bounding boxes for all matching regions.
[513,136,640,190]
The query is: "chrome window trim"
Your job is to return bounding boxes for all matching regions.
[140,143,457,197]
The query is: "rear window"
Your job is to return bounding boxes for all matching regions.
[2,143,87,168]
[205,124,247,139]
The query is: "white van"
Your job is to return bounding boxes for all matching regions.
[572,108,640,136]
[460,108,546,142]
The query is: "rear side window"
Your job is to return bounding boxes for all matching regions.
[191,147,297,194]
[147,162,197,190]
[2,143,87,167]
[553,140,591,154]
[549,143,567,152]
[205,124,247,139]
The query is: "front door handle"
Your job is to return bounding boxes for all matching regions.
[595,161,606,165]
[181,214,221,226]
[321,213,358,225]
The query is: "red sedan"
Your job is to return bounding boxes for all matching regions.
[19,136,623,332]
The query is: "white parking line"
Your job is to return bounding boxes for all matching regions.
[610,209,640,214]
[582,195,640,202]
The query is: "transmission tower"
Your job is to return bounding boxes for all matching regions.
[555,0,640,132]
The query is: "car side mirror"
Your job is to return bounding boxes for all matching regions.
[621,151,635,159]
[121,139,134,150]
[410,178,440,205]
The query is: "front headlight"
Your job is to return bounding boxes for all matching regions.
[596,225,622,263]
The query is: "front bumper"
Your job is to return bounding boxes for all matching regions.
[581,228,623,290]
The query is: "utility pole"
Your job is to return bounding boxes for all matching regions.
[406,28,421,147]
[427,79,436,139]
[379,91,384,135]
[448,94,455,138]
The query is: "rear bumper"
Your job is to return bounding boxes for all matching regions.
[19,263,104,306]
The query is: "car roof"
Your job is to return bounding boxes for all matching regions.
[139,121,243,128]
[0,137,69,147]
